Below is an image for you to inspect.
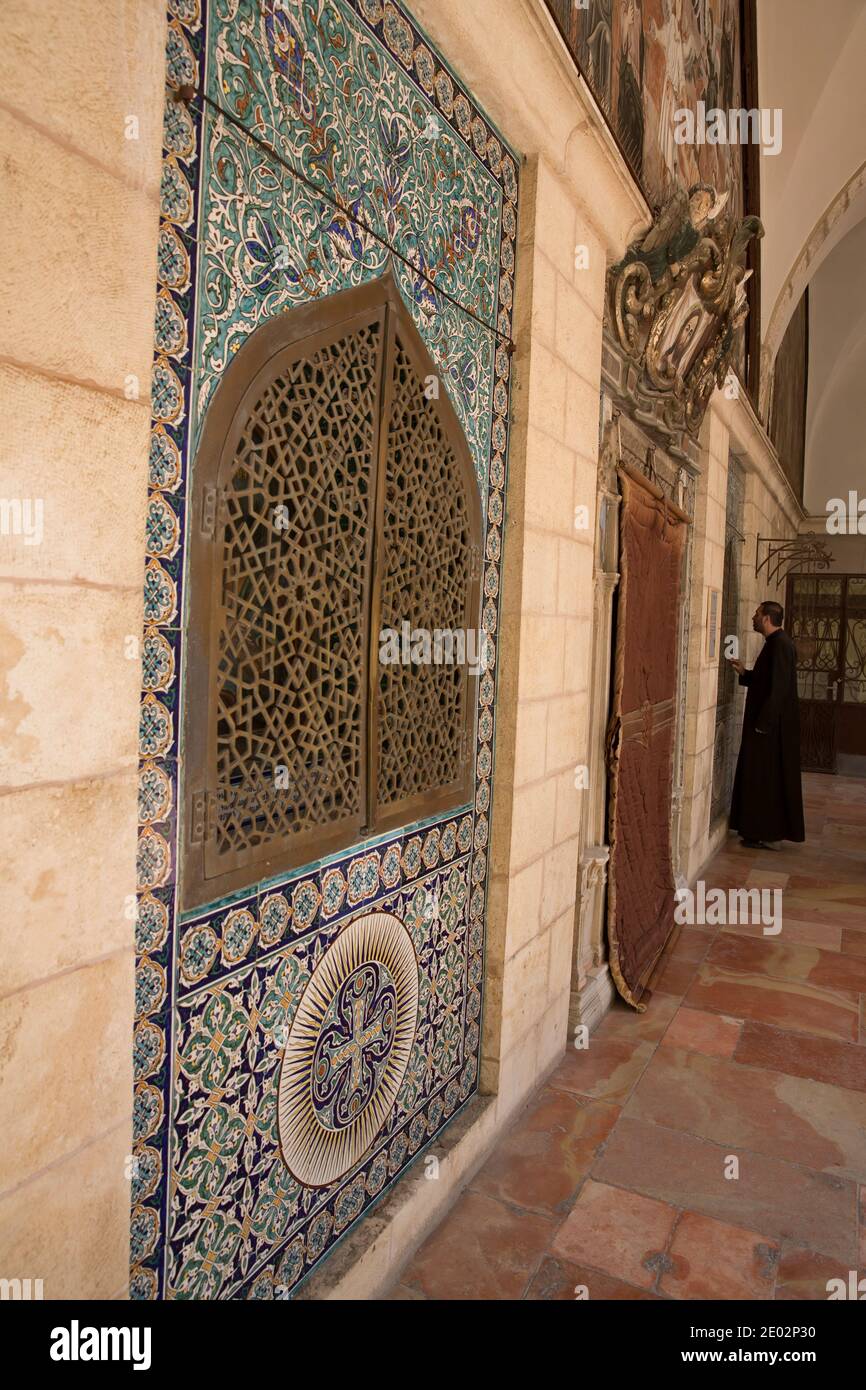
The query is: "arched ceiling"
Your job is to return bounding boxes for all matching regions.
[757,0,866,399]
[803,217,866,514]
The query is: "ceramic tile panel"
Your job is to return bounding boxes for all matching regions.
[132,0,518,1298]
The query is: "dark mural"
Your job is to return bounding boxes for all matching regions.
[769,290,809,502]
[547,0,746,218]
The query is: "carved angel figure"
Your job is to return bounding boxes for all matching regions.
[616,183,730,287]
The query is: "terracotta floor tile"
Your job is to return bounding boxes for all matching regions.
[746,868,791,890]
[775,1247,855,1301]
[469,1087,618,1216]
[660,1007,742,1058]
[399,1190,557,1300]
[650,954,703,999]
[723,918,843,951]
[780,896,866,928]
[667,927,715,963]
[525,1254,659,1301]
[823,821,866,849]
[734,1020,866,1094]
[708,933,866,993]
[593,1116,858,1263]
[592,991,679,1044]
[384,1283,427,1300]
[786,877,866,902]
[550,1179,677,1290]
[685,961,860,1042]
[384,774,866,1301]
[660,1211,779,1300]
[549,1037,656,1105]
[625,1044,866,1180]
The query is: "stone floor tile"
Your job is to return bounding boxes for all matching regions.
[660,1007,742,1058]
[549,1037,656,1105]
[734,1020,866,1094]
[723,918,843,951]
[667,927,715,963]
[550,1179,677,1290]
[774,1246,856,1301]
[707,933,866,993]
[685,961,860,1041]
[398,1190,557,1300]
[625,1044,866,1180]
[650,954,703,999]
[593,1116,857,1263]
[660,1211,779,1300]
[525,1254,660,1301]
[592,991,679,1043]
[469,1087,618,1216]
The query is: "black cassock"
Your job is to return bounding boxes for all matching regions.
[729,629,805,843]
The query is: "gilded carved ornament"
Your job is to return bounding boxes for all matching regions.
[608,184,764,436]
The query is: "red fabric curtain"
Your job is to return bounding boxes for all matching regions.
[606,463,689,1009]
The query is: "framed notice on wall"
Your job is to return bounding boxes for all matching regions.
[706,587,721,661]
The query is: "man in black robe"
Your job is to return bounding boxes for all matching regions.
[728,601,805,848]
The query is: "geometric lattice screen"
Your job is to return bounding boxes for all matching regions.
[183,274,481,910]
[376,336,479,828]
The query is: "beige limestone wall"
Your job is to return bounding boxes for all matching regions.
[484,152,604,1117]
[678,387,804,881]
[0,1,166,1298]
[679,407,731,883]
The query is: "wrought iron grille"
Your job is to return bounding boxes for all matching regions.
[787,573,843,772]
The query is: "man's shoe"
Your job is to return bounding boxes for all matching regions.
[739,838,763,848]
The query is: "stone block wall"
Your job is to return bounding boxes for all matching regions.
[0,0,166,1299]
[484,153,606,1115]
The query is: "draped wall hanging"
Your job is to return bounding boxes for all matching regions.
[605,462,689,1009]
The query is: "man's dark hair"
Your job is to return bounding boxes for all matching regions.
[759,601,784,627]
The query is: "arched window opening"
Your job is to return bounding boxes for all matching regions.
[183,275,481,910]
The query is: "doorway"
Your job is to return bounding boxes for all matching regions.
[786,573,866,774]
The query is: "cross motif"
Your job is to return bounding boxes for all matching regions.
[329,994,385,1097]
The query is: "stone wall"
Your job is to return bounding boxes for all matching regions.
[0,0,807,1302]
[0,1,166,1299]
[678,390,803,884]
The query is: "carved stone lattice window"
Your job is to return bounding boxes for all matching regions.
[183,275,481,909]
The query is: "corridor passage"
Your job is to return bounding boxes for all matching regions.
[388,774,866,1300]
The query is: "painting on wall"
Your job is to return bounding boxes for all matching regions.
[546,0,746,220]
[133,0,518,1299]
[769,288,809,502]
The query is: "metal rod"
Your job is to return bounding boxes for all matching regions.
[175,86,516,354]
